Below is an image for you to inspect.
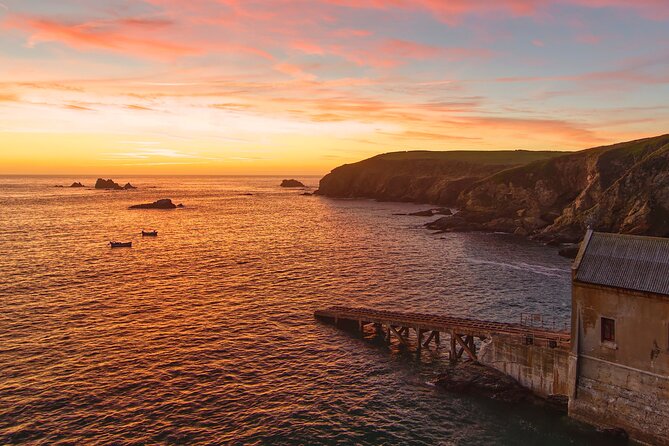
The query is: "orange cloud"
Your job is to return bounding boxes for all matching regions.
[5,15,198,59]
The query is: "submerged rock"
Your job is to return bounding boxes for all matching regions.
[425,215,476,232]
[408,210,434,216]
[70,182,85,188]
[435,362,531,403]
[129,199,177,209]
[301,192,313,196]
[280,179,305,188]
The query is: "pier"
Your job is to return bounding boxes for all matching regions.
[314,306,570,361]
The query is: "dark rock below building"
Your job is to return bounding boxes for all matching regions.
[435,362,531,403]
[280,179,305,187]
[129,199,177,209]
[558,243,581,259]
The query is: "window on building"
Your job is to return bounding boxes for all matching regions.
[601,317,615,342]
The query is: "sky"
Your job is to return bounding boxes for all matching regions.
[1,0,668,174]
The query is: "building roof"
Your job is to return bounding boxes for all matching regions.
[573,230,669,296]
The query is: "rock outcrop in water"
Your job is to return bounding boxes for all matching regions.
[319,135,669,243]
[281,179,305,187]
[95,178,136,190]
[129,199,177,209]
[70,182,85,188]
[435,362,531,403]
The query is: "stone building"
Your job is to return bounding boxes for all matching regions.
[568,230,669,445]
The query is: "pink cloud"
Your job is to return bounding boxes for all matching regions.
[4,15,198,59]
[274,62,317,80]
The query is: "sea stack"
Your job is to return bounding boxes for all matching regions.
[95,178,123,190]
[280,179,305,188]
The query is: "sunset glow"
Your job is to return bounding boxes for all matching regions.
[1,0,669,174]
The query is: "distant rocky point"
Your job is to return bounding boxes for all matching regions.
[95,178,136,190]
[280,179,305,188]
[70,182,85,188]
[129,199,177,209]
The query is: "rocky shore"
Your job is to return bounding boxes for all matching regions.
[317,134,669,244]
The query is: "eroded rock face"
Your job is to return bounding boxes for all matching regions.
[280,179,305,187]
[129,199,177,209]
[421,134,669,243]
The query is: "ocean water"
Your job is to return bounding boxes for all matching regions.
[0,176,616,445]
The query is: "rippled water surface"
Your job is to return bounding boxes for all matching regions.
[0,176,614,445]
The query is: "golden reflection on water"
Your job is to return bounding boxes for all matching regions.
[0,176,612,445]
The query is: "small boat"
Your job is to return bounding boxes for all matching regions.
[110,241,132,248]
[142,230,158,237]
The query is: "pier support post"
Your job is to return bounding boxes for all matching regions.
[389,325,409,346]
[450,330,457,362]
[422,330,438,347]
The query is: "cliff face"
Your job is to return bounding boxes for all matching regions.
[316,150,563,205]
[436,134,669,241]
[318,134,669,242]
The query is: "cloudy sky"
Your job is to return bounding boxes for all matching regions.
[1,0,668,174]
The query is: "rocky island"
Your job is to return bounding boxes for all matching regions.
[70,182,85,187]
[280,179,305,187]
[95,178,137,190]
[317,134,669,244]
[129,199,179,209]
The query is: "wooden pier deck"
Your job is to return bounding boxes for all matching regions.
[315,306,570,361]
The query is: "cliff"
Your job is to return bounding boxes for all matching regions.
[316,150,563,205]
[318,134,669,242]
[449,134,669,242]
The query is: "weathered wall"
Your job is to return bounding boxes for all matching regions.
[479,334,569,399]
[569,356,669,445]
[569,282,669,445]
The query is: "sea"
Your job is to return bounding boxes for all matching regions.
[0,176,620,445]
